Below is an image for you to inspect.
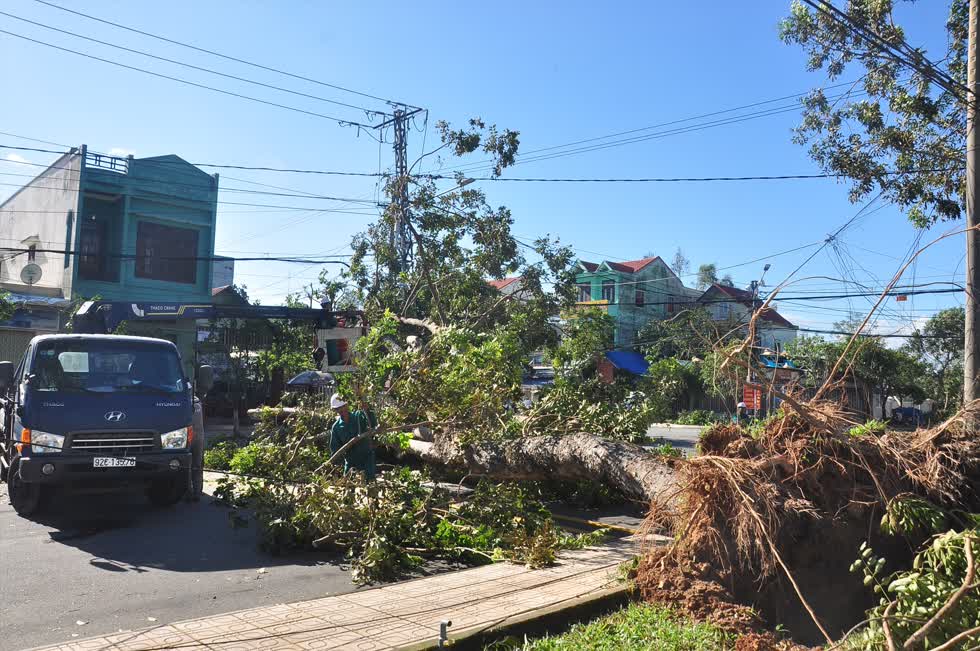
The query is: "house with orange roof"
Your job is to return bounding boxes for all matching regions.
[574,255,698,347]
[697,282,798,349]
[487,276,529,300]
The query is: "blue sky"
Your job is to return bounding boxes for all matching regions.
[0,0,964,337]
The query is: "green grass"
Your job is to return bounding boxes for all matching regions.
[487,602,734,650]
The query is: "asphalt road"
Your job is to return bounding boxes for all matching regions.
[0,483,359,651]
[645,423,703,456]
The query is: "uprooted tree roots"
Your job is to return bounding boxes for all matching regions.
[635,402,980,646]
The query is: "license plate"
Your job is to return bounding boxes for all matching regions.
[93,457,136,468]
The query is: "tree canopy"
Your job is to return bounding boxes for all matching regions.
[697,263,719,290]
[341,118,575,356]
[779,0,966,227]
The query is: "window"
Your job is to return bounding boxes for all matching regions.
[78,219,105,280]
[635,289,645,306]
[578,284,591,302]
[64,210,73,269]
[27,245,36,262]
[135,221,199,284]
[601,280,615,303]
[667,295,675,313]
[31,340,184,394]
[717,303,730,319]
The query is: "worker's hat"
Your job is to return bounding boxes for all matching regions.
[330,393,347,409]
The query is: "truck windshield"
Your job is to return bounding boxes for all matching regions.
[30,340,185,394]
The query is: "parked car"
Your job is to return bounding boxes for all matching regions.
[0,334,212,516]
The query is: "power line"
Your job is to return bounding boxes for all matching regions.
[0,130,69,148]
[0,177,379,207]
[800,0,970,101]
[0,172,381,205]
[0,182,380,213]
[0,245,964,299]
[4,140,953,184]
[464,169,957,183]
[0,10,387,115]
[796,327,940,340]
[0,143,389,178]
[31,0,420,110]
[0,246,350,265]
[0,29,378,129]
[436,78,874,175]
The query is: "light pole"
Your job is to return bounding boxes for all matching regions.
[745,263,773,388]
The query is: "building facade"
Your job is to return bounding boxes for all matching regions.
[0,145,219,365]
[574,256,698,347]
[698,283,798,349]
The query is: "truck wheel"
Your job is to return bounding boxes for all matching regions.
[7,456,43,516]
[147,474,187,507]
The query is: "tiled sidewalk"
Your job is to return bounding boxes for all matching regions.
[31,540,639,651]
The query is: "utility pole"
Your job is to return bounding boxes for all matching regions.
[966,0,980,408]
[392,108,411,273]
[746,264,772,384]
[379,107,423,276]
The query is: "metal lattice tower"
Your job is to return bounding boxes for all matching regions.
[391,108,412,272]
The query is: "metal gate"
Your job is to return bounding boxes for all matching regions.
[0,329,35,364]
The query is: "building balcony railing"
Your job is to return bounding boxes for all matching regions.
[84,151,129,175]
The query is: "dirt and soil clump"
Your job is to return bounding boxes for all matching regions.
[634,402,980,646]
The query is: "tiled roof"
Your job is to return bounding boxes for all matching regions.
[706,283,796,328]
[579,256,660,274]
[211,285,231,296]
[488,277,521,290]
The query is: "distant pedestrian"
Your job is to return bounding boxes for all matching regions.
[329,393,378,481]
[734,401,749,426]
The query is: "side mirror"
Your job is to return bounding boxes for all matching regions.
[196,365,214,396]
[0,361,13,392]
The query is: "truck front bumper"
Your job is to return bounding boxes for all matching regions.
[18,451,192,484]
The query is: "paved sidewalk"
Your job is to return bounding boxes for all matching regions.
[31,540,640,651]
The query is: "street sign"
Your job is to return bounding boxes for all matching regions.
[743,383,763,411]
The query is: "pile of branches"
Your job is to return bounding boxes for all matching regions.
[207,406,606,585]
[635,401,980,648]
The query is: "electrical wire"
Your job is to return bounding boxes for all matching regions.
[0,29,378,129]
[0,10,389,116]
[0,246,350,265]
[436,79,874,176]
[2,142,953,184]
[31,0,421,110]
[800,0,970,101]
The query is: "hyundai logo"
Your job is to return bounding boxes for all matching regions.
[104,411,127,422]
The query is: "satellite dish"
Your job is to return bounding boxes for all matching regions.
[20,263,42,286]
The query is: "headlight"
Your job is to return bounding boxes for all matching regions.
[161,427,190,449]
[31,430,65,454]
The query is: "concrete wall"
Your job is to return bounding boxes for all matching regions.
[72,154,218,303]
[212,256,235,289]
[702,289,798,348]
[758,326,798,349]
[576,258,693,347]
[0,150,82,298]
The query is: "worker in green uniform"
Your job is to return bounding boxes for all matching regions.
[329,393,378,481]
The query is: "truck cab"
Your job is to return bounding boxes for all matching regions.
[0,334,202,516]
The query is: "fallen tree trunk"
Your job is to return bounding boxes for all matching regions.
[407,433,678,504]
[248,406,679,503]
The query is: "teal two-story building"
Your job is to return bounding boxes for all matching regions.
[574,255,699,348]
[0,145,219,368]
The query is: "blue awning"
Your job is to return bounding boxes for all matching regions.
[760,355,799,370]
[4,292,71,308]
[605,351,650,375]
